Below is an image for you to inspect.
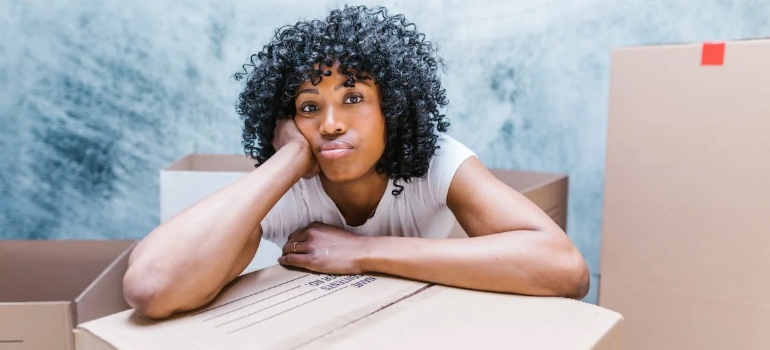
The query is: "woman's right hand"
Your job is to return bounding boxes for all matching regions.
[272,118,320,179]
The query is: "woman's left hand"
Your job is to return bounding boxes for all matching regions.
[279,222,371,275]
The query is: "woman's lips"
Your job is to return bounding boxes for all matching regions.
[319,140,355,160]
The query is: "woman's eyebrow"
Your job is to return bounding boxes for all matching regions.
[297,88,319,96]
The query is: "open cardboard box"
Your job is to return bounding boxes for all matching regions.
[75,264,622,350]
[600,38,770,349]
[0,240,136,350]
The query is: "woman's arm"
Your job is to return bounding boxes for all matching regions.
[360,156,589,298]
[124,120,316,319]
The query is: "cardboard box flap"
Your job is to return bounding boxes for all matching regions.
[75,241,136,324]
[78,265,621,350]
[0,302,73,350]
[304,285,622,349]
[164,154,254,172]
[75,328,119,350]
[78,265,430,350]
[0,241,133,303]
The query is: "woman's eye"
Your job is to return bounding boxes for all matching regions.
[344,95,362,104]
[300,104,318,113]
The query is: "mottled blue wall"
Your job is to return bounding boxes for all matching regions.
[2,0,769,303]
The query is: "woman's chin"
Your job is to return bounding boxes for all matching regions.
[319,167,362,183]
[320,172,354,183]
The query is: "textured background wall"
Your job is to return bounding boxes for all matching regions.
[2,0,769,303]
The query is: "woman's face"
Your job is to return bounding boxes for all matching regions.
[293,64,386,183]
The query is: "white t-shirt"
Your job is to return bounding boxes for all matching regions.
[260,133,477,247]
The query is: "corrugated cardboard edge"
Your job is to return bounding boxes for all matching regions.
[74,328,116,350]
[63,302,78,350]
[77,309,200,350]
[74,241,136,325]
[588,315,623,350]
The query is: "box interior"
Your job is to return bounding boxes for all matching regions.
[0,240,134,303]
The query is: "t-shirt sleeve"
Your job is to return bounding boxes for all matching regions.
[259,184,305,247]
[426,133,477,207]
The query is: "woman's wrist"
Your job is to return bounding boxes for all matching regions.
[358,236,389,273]
[277,140,315,175]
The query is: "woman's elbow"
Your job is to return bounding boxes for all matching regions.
[560,249,590,300]
[123,271,176,319]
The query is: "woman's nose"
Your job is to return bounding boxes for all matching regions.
[319,106,347,135]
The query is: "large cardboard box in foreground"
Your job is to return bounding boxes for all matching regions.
[76,264,622,349]
[160,154,569,273]
[600,38,770,349]
[0,240,135,350]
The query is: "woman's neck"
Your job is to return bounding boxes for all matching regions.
[320,170,389,226]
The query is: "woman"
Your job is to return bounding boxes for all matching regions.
[124,5,589,319]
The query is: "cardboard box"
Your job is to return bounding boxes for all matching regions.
[75,264,622,349]
[0,240,136,350]
[599,38,770,349]
[161,154,568,251]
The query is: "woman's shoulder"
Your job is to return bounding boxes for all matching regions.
[429,133,477,175]
[415,133,477,205]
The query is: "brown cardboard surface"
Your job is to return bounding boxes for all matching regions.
[449,170,568,238]
[165,154,255,172]
[0,303,72,350]
[599,38,770,349]
[0,241,131,302]
[0,240,135,350]
[602,277,770,350]
[75,242,136,324]
[303,285,621,350]
[77,265,622,350]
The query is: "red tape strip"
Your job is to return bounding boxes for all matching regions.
[701,42,725,66]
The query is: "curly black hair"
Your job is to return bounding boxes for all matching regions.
[234,5,450,195]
